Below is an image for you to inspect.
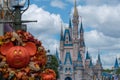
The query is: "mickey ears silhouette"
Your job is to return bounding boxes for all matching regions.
[0,42,36,56]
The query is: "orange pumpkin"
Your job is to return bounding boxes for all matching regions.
[42,74,55,80]
[6,46,30,68]
[1,42,36,68]
[41,69,56,80]
[0,42,13,55]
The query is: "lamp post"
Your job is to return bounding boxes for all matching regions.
[7,0,29,31]
[0,0,37,31]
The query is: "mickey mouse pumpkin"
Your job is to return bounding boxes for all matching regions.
[0,42,36,68]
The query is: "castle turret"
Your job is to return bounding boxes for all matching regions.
[69,17,72,37]
[114,58,119,69]
[94,54,103,79]
[85,51,91,68]
[64,52,73,74]
[74,51,84,79]
[97,54,102,66]
[79,19,86,66]
[72,0,79,61]
[74,51,83,69]
[72,0,79,40]
[63,28,72,45]
[55,48,59,62]
[60,23,64,61]
[79,19,85,49]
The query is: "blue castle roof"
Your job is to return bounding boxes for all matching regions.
[55,49,59,61]
[69,17,72,28]
[114,58,119,69]
[80,21,84,33]
[98,54,102,65]
[89,59,93,68]
[63,29,72,41]
[102,72,113,78]
[60,24,64,41]
[86,51,91,60]
[77,51,82,62]
[64,52,72,65]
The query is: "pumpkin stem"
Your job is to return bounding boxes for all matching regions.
[12,32,23,46]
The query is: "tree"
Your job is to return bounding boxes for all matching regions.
[116,68,120,74]
[103,69,113,73]
[45,54,59,79]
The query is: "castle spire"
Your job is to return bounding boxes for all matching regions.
[69,17,72,28]
[64,52,72,65]
[72,0,79,39]
[73,0,78,17]
[86,51,90,60]
[55,48,59,61]
[80,17,84,33]
[97,54,102,65]
[89,59,93,68]
[60,23,63,41]
[114,58,119,69]
[80,17,85,47]
[77,51,82,61]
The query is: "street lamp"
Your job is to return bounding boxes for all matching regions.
[0,0,37,31]
[7,0,30,31]
[11,0,26,8]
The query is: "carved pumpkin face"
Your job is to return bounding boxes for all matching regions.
[0,42,36,69]
[6,46,30,68]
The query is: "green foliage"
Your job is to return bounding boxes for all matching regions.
[103,68,120,74]
[116,68,120,74]
[103,69,113,73]
[45,54,59,78]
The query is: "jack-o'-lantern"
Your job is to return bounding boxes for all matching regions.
[0,42,36,69]
[6,46,30,68]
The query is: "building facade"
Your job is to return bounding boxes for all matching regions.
[0,0,13,36]
[0,0,27,36]
[56,0,103,80]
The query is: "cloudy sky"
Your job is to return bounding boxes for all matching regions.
[22,0,120,69]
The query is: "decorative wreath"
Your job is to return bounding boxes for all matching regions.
[0,30,56,80]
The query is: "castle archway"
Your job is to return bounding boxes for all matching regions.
[65,77,72,80]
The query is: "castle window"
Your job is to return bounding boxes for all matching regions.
[66,37,68,39]
[66,41,68,43]
[65,68,68,72]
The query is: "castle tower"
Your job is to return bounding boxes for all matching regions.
[94,54,103,79]
[79,19,86,66]
[85,51,91,69]
[60,23,64,62]
[69,17,72,37]
[72,0,79,61]
[72,0,79,40]
[114,58,119,73]
[58,0,103,80]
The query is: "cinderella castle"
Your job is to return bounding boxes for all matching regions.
[55,0,103,80]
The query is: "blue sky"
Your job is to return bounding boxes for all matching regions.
[21,0,120,69]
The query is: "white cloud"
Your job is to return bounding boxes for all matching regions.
[84,30,120,69]
[84,0,120,6]
[22,3,120,69]
[76,4,120,38]
[23,4,62,54]
[50,0,66,9]
[67,0,120,6]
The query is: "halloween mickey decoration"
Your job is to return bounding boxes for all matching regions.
[0,30,56,80]
[1,42,36,68]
